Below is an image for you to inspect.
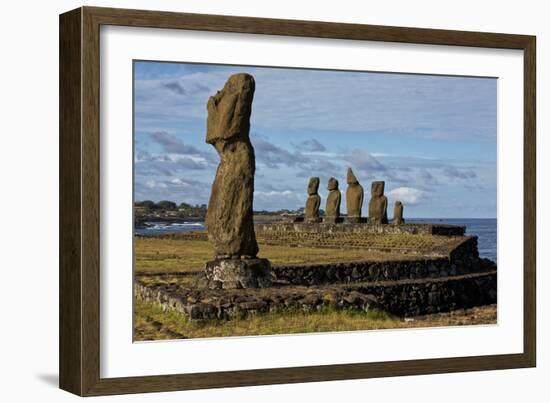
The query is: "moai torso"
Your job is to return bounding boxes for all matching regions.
[205,73,259,259]
[325,177,341,222]
[393,201,405,225]
[368,181,388,224]
[346,168,364,218]
[305,177,321,221]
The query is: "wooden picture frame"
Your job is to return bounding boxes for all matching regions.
[59,6,536,396]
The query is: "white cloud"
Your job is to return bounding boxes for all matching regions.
[253,190,303,211]
[348,149,386,172]
[255,190,294,197]
[387,187,428,205]
[135,66,496,139]
[144,179,167,189]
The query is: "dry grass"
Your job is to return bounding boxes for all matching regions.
[134,236,431,275]
[256,231,453,251]
[134,299,497,341]
[155,229,458,251]
[135,239,210,274]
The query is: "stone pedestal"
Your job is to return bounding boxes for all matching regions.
[293,216,322,223]
[344,217,367,223]
[323,217,343,224]
[205,258,272,289]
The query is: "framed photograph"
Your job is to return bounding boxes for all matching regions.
[59,6,536,396]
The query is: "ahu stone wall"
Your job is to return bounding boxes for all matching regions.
[272,236,485,286]
[256,222,465,236]
[135,271,496,320]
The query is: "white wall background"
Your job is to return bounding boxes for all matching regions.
[0,0,546,401]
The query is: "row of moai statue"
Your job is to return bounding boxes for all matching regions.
[304,168,405,225]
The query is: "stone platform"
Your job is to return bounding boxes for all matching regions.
[135,225,496,322]
[271,236,484,285]
[256,221,465,236]
[135,269,496,320]
[135,234,496,321]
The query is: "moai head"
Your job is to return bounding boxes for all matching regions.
[307,177,320,195]
[206,73,255,149]
[371,181,385,197]
[347,167,359,185]
[327,177,339,191]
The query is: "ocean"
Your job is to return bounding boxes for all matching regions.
[408,218,497,263]
[135,218,497,263]
[135,221,206,236]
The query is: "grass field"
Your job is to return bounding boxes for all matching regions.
[134,235,433,275]
[134,299,497,341]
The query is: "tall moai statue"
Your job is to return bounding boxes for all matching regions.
[368,181,388,224]
[203,73,271,289]
[304,177,322,223]
[393,201,405,225]
[345,167,364,223]
[324,177,341,223]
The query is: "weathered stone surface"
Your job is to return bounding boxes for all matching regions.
[324,177,341,223]
[393,201,405,225]
[368,181,388,224]
[164,222,467,243]
[271,236,489,286]
[205,73,259,258]
[345,167,364,222]
[304,177,321,222]
[135,268,496,321]
[204,258,272,289]
[203,74,272,288]
[343,217,368,223]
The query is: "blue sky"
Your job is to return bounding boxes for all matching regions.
[134,61,496,218]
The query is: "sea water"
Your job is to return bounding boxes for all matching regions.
[409,218,497,263]
[134,221,205,236]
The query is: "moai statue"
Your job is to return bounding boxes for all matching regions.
[368,181,388,224]
[392,201,405,225]
[345,167,364,223]
[203,73,271,289]
[304,177,322,223]
[324,177,341,223]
